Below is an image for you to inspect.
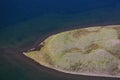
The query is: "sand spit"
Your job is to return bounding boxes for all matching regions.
[24,25,120,78]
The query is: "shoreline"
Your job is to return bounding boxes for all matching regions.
[24,24,120,52]
[24,52,120,78]
[23,24,120,78]
[1,24,120,80]
[50,66,120,78]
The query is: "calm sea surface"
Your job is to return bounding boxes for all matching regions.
[0,0,120,80]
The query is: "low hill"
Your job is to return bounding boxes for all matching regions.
[24,25,120,78]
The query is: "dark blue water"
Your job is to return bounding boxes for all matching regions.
[0,0,120,47]
[1,0,120,27]
[0,0,120,80]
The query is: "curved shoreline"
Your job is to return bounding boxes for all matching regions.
[23,25,120,78]
[24,24,120,52]
[0,48,111,80]
[24,51,120,78]
[0,24,119,80]
[49,66,120,78]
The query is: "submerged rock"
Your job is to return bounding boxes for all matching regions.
[24,25,120,78]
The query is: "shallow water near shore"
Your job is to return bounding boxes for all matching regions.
[1,0,120,80]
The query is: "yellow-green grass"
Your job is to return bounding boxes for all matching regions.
[24,25,120,77]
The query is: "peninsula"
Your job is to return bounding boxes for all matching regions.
[24,25,120,78]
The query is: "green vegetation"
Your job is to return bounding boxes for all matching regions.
[25,25,120,77]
